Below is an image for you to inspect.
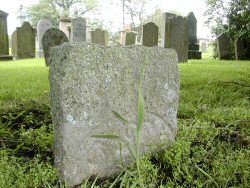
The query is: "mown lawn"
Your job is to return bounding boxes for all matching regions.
[0,58,249,187]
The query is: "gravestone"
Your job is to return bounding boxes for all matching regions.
[91,28,108,46]
[49,43,179,186]
[0,10,12,60]
[162,12,176,48]
[71,17,86,42]
[11,22,35,59]
[59,18,71,40]
[162,13,188,63]
[234,38,250,60]
[217,32,232,60]
[187,12,202,59]
[42,28,68,66]
[125,31,137,46]
[200,42,207,53]
[37,19,54,57]
[142,22,158,47]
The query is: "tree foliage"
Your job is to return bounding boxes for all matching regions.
[26,0,98,26]
[204,0,250,40]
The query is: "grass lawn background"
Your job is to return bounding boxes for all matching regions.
[0,57,249,187]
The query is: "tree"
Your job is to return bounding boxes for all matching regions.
[26,0,98,26]
[204,0,250,40]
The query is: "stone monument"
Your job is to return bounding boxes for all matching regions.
[142,22,158,47]
[0,10,12,60]
[187,12,202,59]
[162,13,188,63]
[11,22,35,59]
[48,43,180,186]
[71,17,86,42]
[91,28,108,46]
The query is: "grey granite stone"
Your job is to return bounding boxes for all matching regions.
[49,43,179,186]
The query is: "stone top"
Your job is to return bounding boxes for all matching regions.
[0,10,8,17]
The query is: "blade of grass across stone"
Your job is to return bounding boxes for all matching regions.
[112,110,131,127]
[91,134,121,140]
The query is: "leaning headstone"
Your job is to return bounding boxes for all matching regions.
[217,32,232,60]
[187,12,202,59]
[142,22,158,47]
[162,13,188,63]
[0,10,12,60]
[91,28,108,46]
[49,43,179,186]
[42,28,69,66]
[125,31,137,46]
[11,22,35,59]
[71,17,86,42]
[37,19,54,57]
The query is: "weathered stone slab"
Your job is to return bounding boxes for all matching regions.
[142,22,158,47]
[91,28,108,46]
[162,14,188,63]
[217,32,232,60]
[0,10,9,56]
[71,17,86,42]
[11,22,35,59]
[49,43,179,186]
[37,19,54,57]
[42,28,68,66]
[125,31,137,46]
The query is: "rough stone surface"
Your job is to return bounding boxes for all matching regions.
[125,31,137,46]
[162,14,188,63]
[11,22,35,59]
[49,43,179,186]
[0,10,9,55]
[42,28,68,66]
[217,33,232,60]
[37,19,54,57]
[142,22,158,47]
[91,28,108,46]
[71,17,86,42]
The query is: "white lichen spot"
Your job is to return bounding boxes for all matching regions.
[66,114,76,125]
[164,83,169,90]
[167,108,177,117]
[83,112,89,120]
[105,74,112,83]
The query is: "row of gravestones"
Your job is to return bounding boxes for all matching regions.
[216,32,250,60]
[42,12,202,64]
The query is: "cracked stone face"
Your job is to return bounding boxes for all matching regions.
[49,43,180,186]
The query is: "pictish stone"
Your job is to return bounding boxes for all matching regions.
[49,43,180,186]
[42,28,69,66]
[71,17,86,42]
[37,19,54,57]
[142,22,158,47]
[162,13,188,63]
[91,28,108,46]
[125,31,137,46]
[11,22,35,59]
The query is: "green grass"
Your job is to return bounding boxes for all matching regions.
[0,58,249,187]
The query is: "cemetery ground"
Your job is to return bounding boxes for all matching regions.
[0,57,249,187]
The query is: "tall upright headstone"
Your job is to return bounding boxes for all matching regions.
[37,19,54,57]
[11,22,35,59]
[0,10,12,60]
[162,12,176,48]
[142,22,158,47]
[216,32,232,60]
[162,13,188,63]
[125,31,137,46]
[59,18,71,40]
[187,12,202,59]
[71,17,86,42]
[16,5,27,27]
[49,43,179,186]
[91,28,108,46]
